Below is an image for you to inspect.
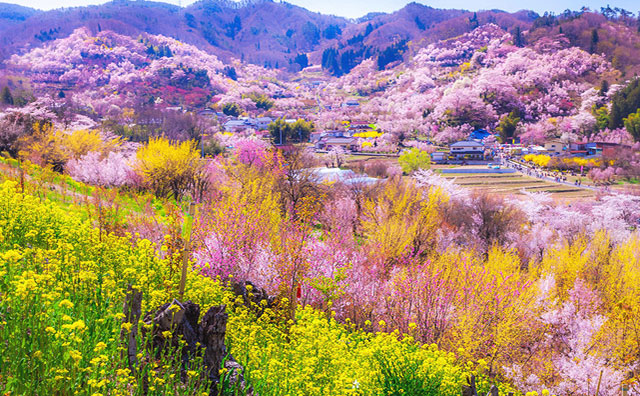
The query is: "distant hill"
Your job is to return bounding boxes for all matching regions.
[526,10,640,77]
[311,3,538,75]
[0,0,348,69]
[0,0,538,71]
[0,1,638,78]
[0,2,39,35]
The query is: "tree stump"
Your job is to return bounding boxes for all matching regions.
[231,280,275,317]
[121,285,142,373]
[200,305,228,385]
[487,384,499,396]
[128,288,254,395]
[462,375,478,396]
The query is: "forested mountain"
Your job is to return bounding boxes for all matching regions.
[0,0,541,70]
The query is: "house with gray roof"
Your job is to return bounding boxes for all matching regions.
[449,140,485,160]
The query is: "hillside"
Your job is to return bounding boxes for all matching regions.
[0,0,540,71]
[527,10,640,77]
[0,0,349,68]
[313,4,538,75]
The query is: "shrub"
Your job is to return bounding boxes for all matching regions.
[134,137,205,199]
[66,151,134,187]
[398,148,431,174]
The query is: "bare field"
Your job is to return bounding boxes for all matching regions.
[344,157,598,201]
[439,168,596,201]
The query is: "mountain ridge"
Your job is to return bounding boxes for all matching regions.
[0,0,538,69]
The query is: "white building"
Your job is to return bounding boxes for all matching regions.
[449,141,485,160]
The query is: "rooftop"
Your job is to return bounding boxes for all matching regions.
[450,140,484,147]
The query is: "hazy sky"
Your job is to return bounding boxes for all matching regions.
[6,0,640,18]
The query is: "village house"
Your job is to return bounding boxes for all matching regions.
[449,140,485,160]
[315,136,359,152]
[309,132,324,143]
[430,151,447,163]
[568,141,589,156]
[591,142,629,157]
[544,140,564,155]
[223,119,250,132]
[341,100,360,108]
[197,109,218,119]
[249,116,273,130]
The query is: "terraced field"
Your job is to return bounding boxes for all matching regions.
[438,170,596,200]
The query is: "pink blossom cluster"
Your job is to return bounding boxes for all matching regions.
[66,150,134,187]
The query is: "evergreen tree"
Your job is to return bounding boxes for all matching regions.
[590,29,599,53]
[609,78,640,128]
[599,79,609,96]
[608,101,623,129]
[624,109,640,141]
[512,26,524,47]
[222,102,241,117]
[1,86,13,105]
[268,118,290,145]
[321,47,341,76]
[293,53,309,70]
[469,12,479,29]
[289,119,314,143]
[268,118,314,144]
[497,111,520,143]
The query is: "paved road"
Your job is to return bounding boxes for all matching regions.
[503,159,599,191]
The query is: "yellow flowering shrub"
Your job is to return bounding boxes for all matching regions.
[17,124,119,169]
[353,131,383,138]
[523,154,551,167]
[361,179,445,264]
[134,137,205,199]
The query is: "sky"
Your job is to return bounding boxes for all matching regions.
[4,0,640,19]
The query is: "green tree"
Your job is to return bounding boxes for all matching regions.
[590,28,599,53]
[624,109,640,141]
[268,118,290,144]
[512,26,524,47]
[398,148,431,174]
[222,102,241,117]
[289,119,314,143]
[247,92,274,111]
[609,78,640,128]
[201,138,225,157]
[609,101,623,129]
[268,118,314,144]
[302,22,320,45]
[293,53,309,70]
[1,86,13,105]
[497,111,520,143]
[599,79,609,96]
[593,105,610,131]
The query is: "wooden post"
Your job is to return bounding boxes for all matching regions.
[595,369,603,396]
[121,285,142,372]
[19,161,25,194]
[178,202,196,299]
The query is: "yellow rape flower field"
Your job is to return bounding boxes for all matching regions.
[0,180,502,395]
